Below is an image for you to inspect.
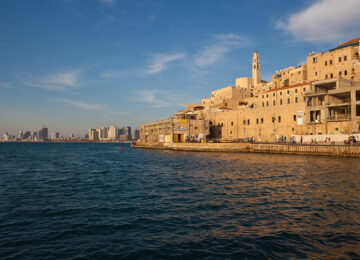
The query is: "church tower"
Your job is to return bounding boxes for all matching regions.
[252,51,261,87]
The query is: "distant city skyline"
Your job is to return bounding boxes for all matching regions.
[1,0,359,136]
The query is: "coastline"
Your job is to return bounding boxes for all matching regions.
[132,142,360,158]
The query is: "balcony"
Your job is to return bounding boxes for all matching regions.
[327,114,351,121]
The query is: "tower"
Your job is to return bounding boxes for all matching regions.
[252,51,261,87]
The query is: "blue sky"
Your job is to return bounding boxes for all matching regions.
[1,0,359,136]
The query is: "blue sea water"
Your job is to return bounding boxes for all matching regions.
[0,142,360,259]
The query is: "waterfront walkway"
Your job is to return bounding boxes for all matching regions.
[132,142,360,157]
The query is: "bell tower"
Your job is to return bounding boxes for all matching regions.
[252,51,261,87]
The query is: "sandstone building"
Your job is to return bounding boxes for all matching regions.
[140,38,360,144]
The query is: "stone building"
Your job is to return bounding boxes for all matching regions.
[140,37,360,143]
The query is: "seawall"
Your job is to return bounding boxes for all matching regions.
[132,142,360,157]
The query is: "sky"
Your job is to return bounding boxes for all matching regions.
[0,0,359,137]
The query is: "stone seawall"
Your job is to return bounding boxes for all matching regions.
[132,142,360,157]
[250,143,360,157]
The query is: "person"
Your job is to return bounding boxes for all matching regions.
[281,135,284,142]
[284,136,287,143]
[300,135,303,145]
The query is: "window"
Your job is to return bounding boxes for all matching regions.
[194,126,198,129]
[280,99,283,105]
[243,120,246,125]
[262,102,264,107]
[280,92,282,96]
[344,70,348,76]
[295,97,298,103]
[266,101,269,106]
[273,100,276,106]
[256,118,259,124]
[273,93,275,97]
[339,71,342,77]
[339,57,342,62]
[247,119,250,125]
[278,116,281,122]
[230,131,232,134]
[295,89,298,93]
[329,60,333,65]
[315,72,318,76]
[344,55,347,61]
[262,95,264,98]
[231,121,234,126]
[325,61,328,66]
[325,74,328,79]
[303,87,306,91]
[313,57,317,63]
[287,98,290,104]
[221,123,223,127]
[266,94,268,98]
[330,73,333,78]
[287,90,290,94]
[293,115,296,121]
[261,118,264,124]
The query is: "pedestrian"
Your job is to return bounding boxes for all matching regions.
[300,135,303,145]
[281,135,284,142]
[284,136,287,143]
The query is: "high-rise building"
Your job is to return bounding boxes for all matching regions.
[89,129,99,141]
[18,130,23,140]
[38,127,48,140]
[134,129,140,140]
[108,125,118,139]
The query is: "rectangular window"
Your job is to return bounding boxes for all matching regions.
[256,118,259,124]
[330,60,333,65]
[273,93,275,97]
[344,70,348,76]
[339,57,342,62]
[344,55,347,61]
[278,116,281,122]
[262,102,264,107]
[303,87,306,91]
[266,101,269,106]
[295,89,298,93]
[313,57,317,63]
[287,98,290,104]
[339,71,342,77]
[295,97,298,103]
[293,115,296,121]
[261,118,264,124]
[330,73,333,78]
[280,92,282,96]
[287,90,290,94]
[273,100,275,106]
[266,94,268,98]
[231,121,233,126]
[280,99,283,105]
[325,61,327,66]
[248,119,250,125]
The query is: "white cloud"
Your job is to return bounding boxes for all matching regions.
[194,33,248,68]
[61,99,105,111]
[25,71,82,91]
[146,52,186,74]
[136,89,190,108]
[276,0,360,42]
[0,81,12,88]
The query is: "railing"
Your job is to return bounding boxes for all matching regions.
[327,114,351,121]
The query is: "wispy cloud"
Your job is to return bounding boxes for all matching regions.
[194,33,249,68]
[146,52,186,74]
[136,89,193,108]
[61,99,105,111]
[276,0,360,42]
[0,81,12,88]
[25,71,82,91]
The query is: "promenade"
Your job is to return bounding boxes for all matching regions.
[132,142,360,158]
